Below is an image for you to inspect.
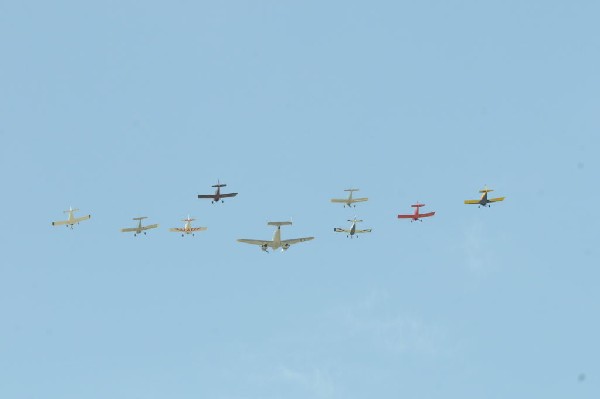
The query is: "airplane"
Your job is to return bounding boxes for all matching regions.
[51,207,91,229]
[169,216,207,237]
[334,217,372,238]
[330,188,368,208]
[198,180,238,204]
[237,221,314,252]
[397,203,435,222]
[120,217,159,236]
[464,186,505,208]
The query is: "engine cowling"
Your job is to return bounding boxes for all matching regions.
[282,243,291,251]
[261,243,269,252]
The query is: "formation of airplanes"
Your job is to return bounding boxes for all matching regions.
[51,184,506,252]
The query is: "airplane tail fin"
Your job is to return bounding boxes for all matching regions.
[268,221,292,227]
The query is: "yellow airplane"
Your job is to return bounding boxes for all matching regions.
[464,186,505,208]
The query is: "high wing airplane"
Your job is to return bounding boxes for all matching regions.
[397,203,436,222]
[237,221,314,252]
[169,216,207,237]
[198,180,238,204]
[330,188,368,208]
[464,186,505,208]
[51,207,91,229]
[334,217,372,238]
[121,217,159,236]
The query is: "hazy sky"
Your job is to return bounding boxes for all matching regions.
[1,1,598,398]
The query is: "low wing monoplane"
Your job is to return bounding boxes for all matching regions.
[121,217,159,236]
[237,221,314,252]
[397,203,435,222]
[198,180,238,204]
[334,217,372,238]
[51,207,91,229]
[169,216,207,237]
[464,186,505,208]
[330,188,368,208]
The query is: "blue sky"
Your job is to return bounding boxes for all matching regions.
[0,1,598,398]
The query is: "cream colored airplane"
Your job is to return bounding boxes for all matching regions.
[51,207,91,229]
[330,188,368,208]
[169,216,207,237]
[464,186,506,208]
[334,217,372,239]
[237,221,314,252]
[121,217,159,236]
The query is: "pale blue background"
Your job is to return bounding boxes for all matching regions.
[1,1,598,398]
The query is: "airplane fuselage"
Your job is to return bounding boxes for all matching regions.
[479,192,490,206]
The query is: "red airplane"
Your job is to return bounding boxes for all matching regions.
[397,203,435,222]
[197,181,238,204]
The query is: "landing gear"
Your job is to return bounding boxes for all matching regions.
[221,200,224,203]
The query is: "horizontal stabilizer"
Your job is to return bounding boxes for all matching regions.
[212,184,227,188]
[344,188,359,192]
[411,203,425,208]
[348,219,363,223]
[133,216,147,220]
[479,188,494,193]
[268,221,292,227]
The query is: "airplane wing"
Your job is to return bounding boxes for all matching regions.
[349,197,368,203]
[189,227,208,232]
[220,193,238,198]
[397,214,414,219]
[74,215,91,223]
[420,211,436,218]
[355,229,372,234]
[169,228,184,232]
[121,227,138,233]
[197,195,215,199]
[141,224,159,231]
[464,200,480,205]
[488,197,505,203]
[334,228,350,233]
[281,237,314,246]
[52,219,70,226]
[330,199,347,203]
[237,239,272,246]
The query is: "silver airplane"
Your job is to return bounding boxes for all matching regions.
[237,221,314,252]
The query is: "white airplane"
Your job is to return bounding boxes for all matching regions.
[330,188,368,208]
[169,216,207,237]
[51,207,91,229]
[334,217,372,239]
[237,221,314,252]
[121,217,159,236]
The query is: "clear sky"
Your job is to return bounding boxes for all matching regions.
[1,1,598,398]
